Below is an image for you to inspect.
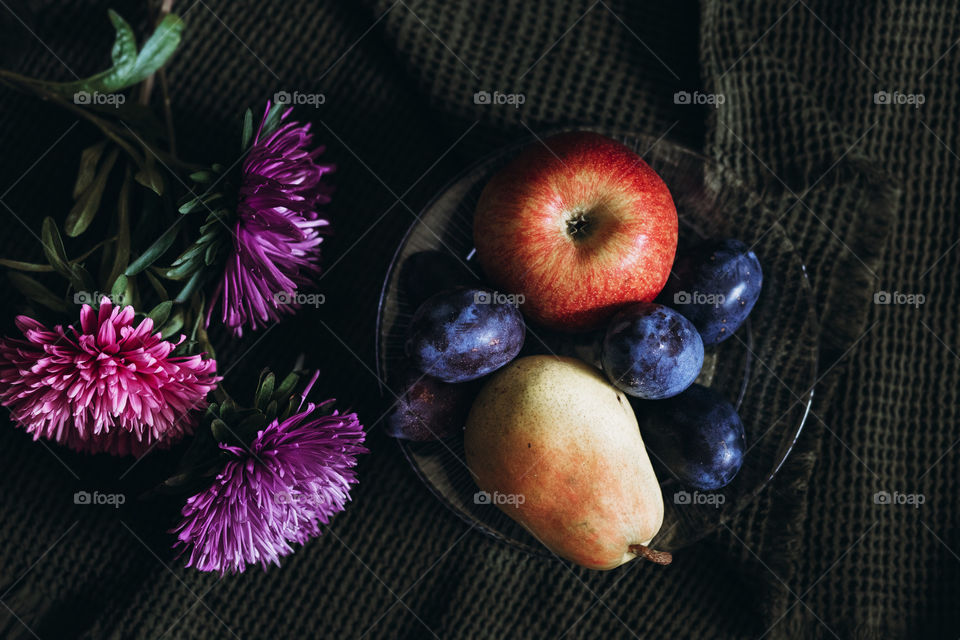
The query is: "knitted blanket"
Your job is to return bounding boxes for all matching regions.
[1,1,954,638]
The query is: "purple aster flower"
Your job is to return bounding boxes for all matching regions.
[213,102,334,336]
[172,372,366,574]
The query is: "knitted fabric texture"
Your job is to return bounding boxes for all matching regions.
[0,1,954,638]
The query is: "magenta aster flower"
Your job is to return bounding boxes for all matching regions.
[0,298,220,456]
[172,374,366,575]
[213,102,334,336]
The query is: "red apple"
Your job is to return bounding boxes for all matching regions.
[473,131,678,331]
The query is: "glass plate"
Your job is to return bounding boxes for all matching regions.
[375,128,819,555]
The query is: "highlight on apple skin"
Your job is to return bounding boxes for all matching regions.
[473,131,678,332]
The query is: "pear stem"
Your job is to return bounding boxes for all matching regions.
[629,544,673,565]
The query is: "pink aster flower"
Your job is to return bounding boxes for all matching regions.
[173,373,366,575]
[0,298,220,456]
[213,102,334,337]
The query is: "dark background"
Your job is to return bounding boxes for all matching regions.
[0,1,957,638]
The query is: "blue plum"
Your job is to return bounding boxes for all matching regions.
[400,250,479,308]
[602,302,703,400]
[659,238,762,344]
[385,363,480,441]
[406,287,525,382]
[636,384,746,490]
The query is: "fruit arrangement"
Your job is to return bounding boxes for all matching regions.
[387,132,763,569]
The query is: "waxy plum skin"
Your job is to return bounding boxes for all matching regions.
[405,287,525,383]
[385,363,479,441]
[660,238,763,345]
[602,302,704,400]
[637,384,746,490]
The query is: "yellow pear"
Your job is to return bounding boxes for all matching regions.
[464,355,669,569]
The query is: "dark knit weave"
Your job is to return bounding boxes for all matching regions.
[0,1,955,638]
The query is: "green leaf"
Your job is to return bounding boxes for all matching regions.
[0,258,54,273]
[220,398,239,422]
[236,413,268,442]
[189,170,215,184]
[65,147,119,237]
[107,170,132,287]
[132,14,184,84]
[73,141,107,199]
[264,399,279,422]
[125,217,182,276]
[210,418,232,444]
[177,197,200,214]
[70,264,96,294]
[160,471,195,488]
[40,217,70,275]
[260,102,285,141]
[159,309,184,339]
[178,192,222,215]
[164,258,195,280]
[281,396,299,421]
[170,241,207,267]
[110,273,128,300]
[147,300,173,326]
[107,10,138,78]
[40,217,88,292]
[143,268,169,299]
[8,272,68,313]
[274,371,300,401]
[98,227,115,285]
[241,108,254,150]
[188,297,205,341]
[196,225,225,244]
[238,412,268,431]
[204,238,224,265]
[174,269,204,303]
[36,11,184,97]
[231,408,260,422]
[255,372,275,410]
[133,154,164,196]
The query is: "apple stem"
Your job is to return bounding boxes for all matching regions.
[629,544,673,565]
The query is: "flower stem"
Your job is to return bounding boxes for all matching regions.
[139,0,178,159]
[0,71,198,171]
[0,236,118,272]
